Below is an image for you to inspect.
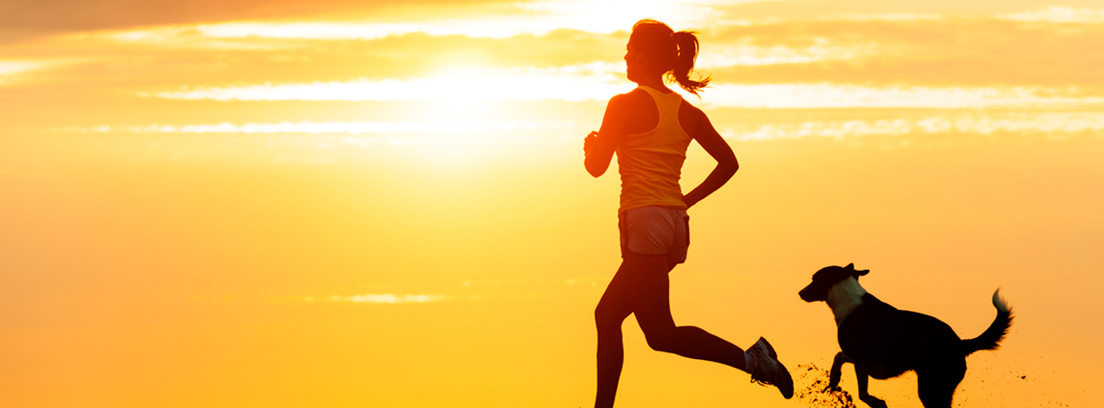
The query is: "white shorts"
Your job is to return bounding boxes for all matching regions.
[619,206,690,265]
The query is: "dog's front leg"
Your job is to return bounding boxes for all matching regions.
[854,364,887,408]
[828,352,851,391]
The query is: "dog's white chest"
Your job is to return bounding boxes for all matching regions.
[827,278,867,325]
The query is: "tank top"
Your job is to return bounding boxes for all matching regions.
[616,85,692,214]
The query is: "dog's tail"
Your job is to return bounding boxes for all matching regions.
[960,289,1013,356]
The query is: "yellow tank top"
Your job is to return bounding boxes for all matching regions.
[617,85,692,213]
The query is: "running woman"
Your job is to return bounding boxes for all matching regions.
[583,19,793,408]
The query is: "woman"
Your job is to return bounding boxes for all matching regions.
[583,19,793,407]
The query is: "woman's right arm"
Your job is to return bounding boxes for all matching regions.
[682,109,738,208]
[584,94,628,177]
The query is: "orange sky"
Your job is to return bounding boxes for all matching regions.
[2,1,1104,407]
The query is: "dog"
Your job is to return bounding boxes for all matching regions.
[798,264,1012,408]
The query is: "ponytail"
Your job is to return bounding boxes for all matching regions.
[670,31,710,95]
[630,19,711,95]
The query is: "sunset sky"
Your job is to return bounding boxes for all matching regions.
[2,1,1103,407]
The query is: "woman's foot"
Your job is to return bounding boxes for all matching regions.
[746,337,794,399]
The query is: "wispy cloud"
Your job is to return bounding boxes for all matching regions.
[1001,6,1104,23]
[0,0,490,37]
[5,0,1104,137]
[707,84,1104,109]
[721,111,1104,141]
[0,60,48,76]
[696,38,879,67]
[311,294,450,304]
[140,64,626,102]
[70,121,553,135]
[64,111,1104,145]
[181,0,772,40]
[140,69,1104,109]
[0,60,68,85]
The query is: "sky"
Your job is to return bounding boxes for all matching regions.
[2,1,1103,407]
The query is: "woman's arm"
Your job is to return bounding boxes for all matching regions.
[682,110,738,208]
[584,94,629,177]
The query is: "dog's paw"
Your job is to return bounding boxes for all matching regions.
[859,395,888,408]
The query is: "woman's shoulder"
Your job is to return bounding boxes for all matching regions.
[609,87,649,103]
[605,88,654,116]
[677,100,706,135]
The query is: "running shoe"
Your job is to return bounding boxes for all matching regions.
[748,337,794,399]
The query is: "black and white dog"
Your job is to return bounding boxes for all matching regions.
[799,264,1013,408]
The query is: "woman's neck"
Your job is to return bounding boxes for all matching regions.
[633,76,671,93]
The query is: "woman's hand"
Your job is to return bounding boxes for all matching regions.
[584,131,599,155]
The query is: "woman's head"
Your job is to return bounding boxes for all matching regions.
[626,19,710,95]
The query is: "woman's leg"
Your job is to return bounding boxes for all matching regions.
[627,254,748,371]
[594,261,638,408]
[595,254,751,408]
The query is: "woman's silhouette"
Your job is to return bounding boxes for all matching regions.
[584,19,793,408]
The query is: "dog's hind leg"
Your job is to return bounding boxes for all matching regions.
[854,365,888,408]
[828,352,851,390]
[916,362,966,408]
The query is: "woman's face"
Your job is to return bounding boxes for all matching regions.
[624,40,648,83]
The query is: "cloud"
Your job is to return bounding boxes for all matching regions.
[0,0,505,36]
[140,63,625,102]
[52,13,1104,88]
[1001,6,1104,23]
[12,2,1103,92]
[60,111,1104,146]
[0,60,50,76]
[709,0,1104,21]
[313,293,450,304]
[707,84,1104,109]
[718,111,1104,141]
[704,18,1104,86]
[6,0,1104,135]
[69,120,551,135]
[138,66,1104,109]
[0,59,86,87]
[85,0,768,42]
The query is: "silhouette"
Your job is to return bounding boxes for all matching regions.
[799,263,1013,408]
[583,19,793,408]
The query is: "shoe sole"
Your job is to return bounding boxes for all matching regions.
[756,338,793,399]
[757,337,779,360]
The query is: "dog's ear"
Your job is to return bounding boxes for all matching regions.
[845,263,870,277]
[856,268,870,276]
[845,263,855,271]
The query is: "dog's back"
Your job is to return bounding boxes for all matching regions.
[837,294,963,379]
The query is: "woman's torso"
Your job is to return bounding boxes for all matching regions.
[616,85,694,213]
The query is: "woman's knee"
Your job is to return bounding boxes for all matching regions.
[643,326,678,352]
[594,302,625,331]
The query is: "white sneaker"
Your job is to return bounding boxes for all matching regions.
[747,337,794,399]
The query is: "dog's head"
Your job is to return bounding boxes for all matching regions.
[799,263,869,303]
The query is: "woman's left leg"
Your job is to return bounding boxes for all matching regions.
[628,253,748,371]
[594,259,641,408]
